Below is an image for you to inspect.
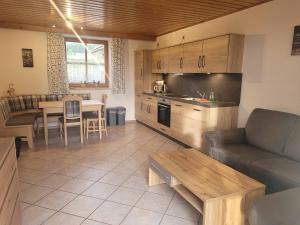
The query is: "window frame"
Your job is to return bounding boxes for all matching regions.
[65,38,109,89]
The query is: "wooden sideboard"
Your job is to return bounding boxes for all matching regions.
[152,34,245,74]
[0,138,21,225]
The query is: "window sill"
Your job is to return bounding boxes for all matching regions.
[69,83,109,90]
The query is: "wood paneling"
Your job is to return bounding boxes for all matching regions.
[0,0,272,40]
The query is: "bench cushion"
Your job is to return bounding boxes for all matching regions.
[5,114,37,126]
[210,144,278,174]
[251,157,300,193]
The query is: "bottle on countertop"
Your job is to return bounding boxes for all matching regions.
[209,89,216,102]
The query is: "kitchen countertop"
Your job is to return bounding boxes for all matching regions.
[143,92,239,108]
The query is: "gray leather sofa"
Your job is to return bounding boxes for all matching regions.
[249,187,300,225]
[205,108,300,193]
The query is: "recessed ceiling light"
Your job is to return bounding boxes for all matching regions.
[80,26,84,30]
[52,24,56,28]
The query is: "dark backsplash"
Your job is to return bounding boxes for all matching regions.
[163,73,242,104]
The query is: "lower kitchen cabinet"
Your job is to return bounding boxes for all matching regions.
[135,95,158,128]
[136,95,238,150]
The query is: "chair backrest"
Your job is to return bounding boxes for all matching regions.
[102,94,108,114]
[62,95,83,121]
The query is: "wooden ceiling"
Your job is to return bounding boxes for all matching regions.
[0,0,272,40]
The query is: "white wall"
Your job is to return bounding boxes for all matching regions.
[156,0,300,126]
[0,28,154,120]
[0,29,48,95]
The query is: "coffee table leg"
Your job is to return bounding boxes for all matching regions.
[148,168,165,186]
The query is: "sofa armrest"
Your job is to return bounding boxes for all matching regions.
[249,187,300,225]
[204,128,246,147]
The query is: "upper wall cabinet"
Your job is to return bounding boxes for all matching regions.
[182,40,204,73]
[168,45,184,74]
[152,48,168,73]
[152,34,244,74]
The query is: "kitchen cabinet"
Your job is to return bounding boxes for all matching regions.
[170,100,238,149]
[136,94,238,150]
[168,45,184,74]
[135,95,158,127]
[151,48,168,73]
[135,50,161,96]
[183,41,204,73]
[135,50,161,122]
[202,35,230,73]
[152,33,244,74]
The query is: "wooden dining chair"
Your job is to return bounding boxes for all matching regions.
[59,95,83,146]
[83,94,108,139]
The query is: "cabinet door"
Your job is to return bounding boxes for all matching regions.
[151,50,160,73]
[135,95,143,121]
[168,45,183,74]
[183,41,203,73]
[159,48,169,73]
[134,51,144,95]
[202,35,229,73]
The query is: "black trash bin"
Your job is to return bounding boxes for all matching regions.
[106,107,117,126]
[117,107,126,125]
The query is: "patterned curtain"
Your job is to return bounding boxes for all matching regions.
[111,38,127,94]
[47,32,69,94]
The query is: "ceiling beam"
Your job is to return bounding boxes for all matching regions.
[0,22,156,41]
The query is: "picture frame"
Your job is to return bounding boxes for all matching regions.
[22,48,34,67]
[292,25,300,56]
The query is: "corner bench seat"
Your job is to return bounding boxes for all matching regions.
[0,93,90,148]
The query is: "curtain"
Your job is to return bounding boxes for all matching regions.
[47,32,69,94]
[111,38,127,94]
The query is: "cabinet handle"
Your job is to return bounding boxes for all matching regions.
[147,97,152,100]
[202,55,206,68]
[198,56,202,68]
[179,57,183,69]
[175,104,182,107]
[193,108,202,112]
[148,105,151,113]
[159,60,161,70]
[140,103,143,111]
[160,128,166,132]
[157,61,159,69]
[140,68,143,77]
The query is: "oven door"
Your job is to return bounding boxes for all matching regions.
[157,103,171,127]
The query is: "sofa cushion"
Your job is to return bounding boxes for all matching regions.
[210,144,278,174]
[284,119,300,162]
[0,100,11,122]
[245,108,298,155]
[7,96,26,112]
[249,187,300,225]
[6,114,37,126]
[251,157,300,193]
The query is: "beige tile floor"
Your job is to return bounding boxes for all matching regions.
[18,122,202,225]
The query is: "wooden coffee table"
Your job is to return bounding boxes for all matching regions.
[149,149,265,225]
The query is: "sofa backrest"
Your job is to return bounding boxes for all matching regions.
[2,93,91,113]
[284,119,300,162]
[245,108,299,155]
[0,99,11,127]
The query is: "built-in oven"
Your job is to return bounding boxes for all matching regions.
[157,98,171,127]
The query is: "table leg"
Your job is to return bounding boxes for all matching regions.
[43,109,48,145]
[98,105,102,140]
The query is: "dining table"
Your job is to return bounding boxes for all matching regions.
[39,100,104,145]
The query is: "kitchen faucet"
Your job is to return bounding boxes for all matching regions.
[196,91,206,99]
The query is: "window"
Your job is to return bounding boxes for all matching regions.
[65,38,109,88]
